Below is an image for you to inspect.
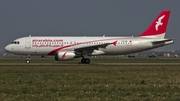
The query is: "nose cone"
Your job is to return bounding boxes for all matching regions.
[5,45,10,52]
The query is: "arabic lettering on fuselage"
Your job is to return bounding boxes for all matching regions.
[32,39,63,48]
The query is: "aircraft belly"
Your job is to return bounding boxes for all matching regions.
[34,47,52,55]
[20,47,52,55]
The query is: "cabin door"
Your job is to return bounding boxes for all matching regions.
[25,38,31,49]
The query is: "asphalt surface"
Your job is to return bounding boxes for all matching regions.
[0,63,180,66]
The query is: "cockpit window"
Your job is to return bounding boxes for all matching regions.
[11,41,20,44]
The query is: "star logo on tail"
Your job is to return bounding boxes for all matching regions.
[155,15,165,31]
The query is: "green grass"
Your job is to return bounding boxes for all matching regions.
[0,64,180,101]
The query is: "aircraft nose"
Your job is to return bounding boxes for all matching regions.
[5,45,10,52]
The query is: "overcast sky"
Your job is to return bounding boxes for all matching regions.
[0,0,179,50]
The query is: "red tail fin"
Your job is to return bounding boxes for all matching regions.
[139,10,170,38]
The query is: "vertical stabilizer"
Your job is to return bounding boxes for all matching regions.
[139,10,171,38]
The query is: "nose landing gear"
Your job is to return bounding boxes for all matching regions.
[26,55,30,64]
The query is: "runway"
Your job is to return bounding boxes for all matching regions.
[1,62,180,66]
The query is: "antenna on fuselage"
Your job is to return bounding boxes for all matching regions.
[103,35,105,37]
[29,35,31,37]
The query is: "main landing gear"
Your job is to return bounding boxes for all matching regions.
[81,58,90,64]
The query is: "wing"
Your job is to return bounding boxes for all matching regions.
[74,41,117,55]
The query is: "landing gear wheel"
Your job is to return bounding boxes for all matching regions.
[26,55,30,64]
[26,60,30,64]
[81,58,86,63]
[85,58,90,64]
[81,58,90,64]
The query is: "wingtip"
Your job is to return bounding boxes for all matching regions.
[112,41,117,46]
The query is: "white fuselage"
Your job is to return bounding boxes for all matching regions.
[5,36,174,56]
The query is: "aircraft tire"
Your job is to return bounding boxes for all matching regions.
[81,58,85,63]
[26,60,30,64]
[81,58,90,64]
[85,58,90,64]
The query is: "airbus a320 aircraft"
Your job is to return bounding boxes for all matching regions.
[5,10,174,64]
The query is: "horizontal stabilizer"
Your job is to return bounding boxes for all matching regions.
[152,39,174,44]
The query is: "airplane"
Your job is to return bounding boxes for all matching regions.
[5,10,174,64]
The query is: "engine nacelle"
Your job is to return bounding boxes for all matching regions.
[55,51,75,61]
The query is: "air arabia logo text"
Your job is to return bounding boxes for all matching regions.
[32,39,64,48]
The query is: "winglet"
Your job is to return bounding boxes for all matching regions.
[139,10,171,38]
[112,41,117,46]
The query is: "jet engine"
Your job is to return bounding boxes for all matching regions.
[55,51,75,61]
